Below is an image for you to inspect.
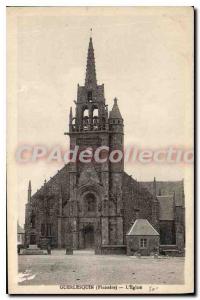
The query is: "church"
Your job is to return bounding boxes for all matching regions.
[24,37,185,255]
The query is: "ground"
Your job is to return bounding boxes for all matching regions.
[18,250,184,286]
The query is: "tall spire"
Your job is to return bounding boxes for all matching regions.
[85,37,97,88]
[28,180,31,202]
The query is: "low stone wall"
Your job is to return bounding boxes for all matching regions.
[100,245,126,255]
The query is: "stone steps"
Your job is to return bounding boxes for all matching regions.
[20,245,48,255]
[20,249,47,255]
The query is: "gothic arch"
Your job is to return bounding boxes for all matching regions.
[76,183,104,217]
[83,106,89,117]
[92,106,98,117]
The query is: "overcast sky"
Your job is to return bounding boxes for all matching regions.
[7,7,193,225]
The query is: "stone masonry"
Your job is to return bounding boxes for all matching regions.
[24,37,185,254]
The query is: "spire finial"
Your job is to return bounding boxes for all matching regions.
[90,28,92,38]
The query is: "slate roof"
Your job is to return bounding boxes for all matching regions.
[139,180,184,206]
[157,195,174,221]
[127,219,159,236]
[31,164,70,205]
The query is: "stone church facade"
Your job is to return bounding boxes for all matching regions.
[24,38,185,254]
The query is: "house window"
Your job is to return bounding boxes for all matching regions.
[140,238,147,248]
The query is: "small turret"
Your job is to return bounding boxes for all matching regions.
[69,107,73,122]
[69,107,73,132]
[109,97,124,173]
[109,98,123,119]
[28,180,32,202]
[109,98,123,133]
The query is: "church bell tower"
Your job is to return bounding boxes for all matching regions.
[65,36,125,253]
[69,37,109,137]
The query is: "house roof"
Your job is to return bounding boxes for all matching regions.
[17,223,25,234]
[157,195,174,221]
[127,219,159,236]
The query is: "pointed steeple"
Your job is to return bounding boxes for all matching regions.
[109,98,123,119]
[85,37,97,88]
[28,180,32,202]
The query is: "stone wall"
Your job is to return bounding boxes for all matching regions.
[25,164,70,248]
[122,173,155,240]
[100,245,126,255]
[126,235,159,256]
[159,220,176,245]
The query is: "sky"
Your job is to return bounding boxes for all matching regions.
[7,7,193,225]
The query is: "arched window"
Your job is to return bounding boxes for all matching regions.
[84,193,96,212]
[83,107,89,130]
[83,107,89,117]
[92,107,99,130]
[87,91,92,102]
[93,108,98,118]
[88,198,95,212]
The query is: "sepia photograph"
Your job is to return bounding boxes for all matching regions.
[7,6,194,294]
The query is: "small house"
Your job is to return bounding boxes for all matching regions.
[126,219,159,256]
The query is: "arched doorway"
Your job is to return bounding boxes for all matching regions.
[83,224,95,249]
[30,234,36,245]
